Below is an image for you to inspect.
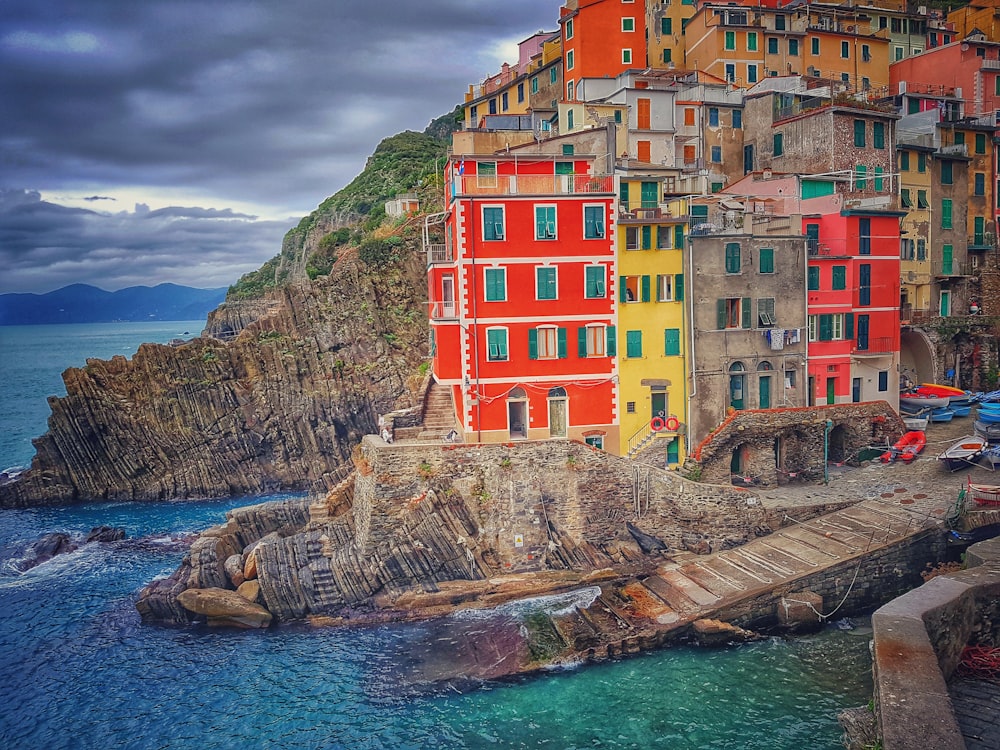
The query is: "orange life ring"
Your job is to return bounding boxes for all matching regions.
[665,416,680,432]
[650,417,665,432]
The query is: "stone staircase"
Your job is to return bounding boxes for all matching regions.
[395,380,458,443]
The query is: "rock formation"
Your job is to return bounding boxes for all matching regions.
[0,240,429,507]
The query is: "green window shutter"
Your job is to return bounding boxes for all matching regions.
[662,17,672,34]
[557,328,567,359]
[873,122,885,148]
[674,225,684,248]
[535,207,546,238]
[759,247,774,274]
[577,327,588,357]
[717,299,727,329]
[664,328,680,356]
[620,182,629,207]
[641,225,652,249]
[874,166,884,191]
[808,266,819,290]
[844,313,854,340]
[725,242,741,273]
[853,119,865,147]
[942,244,954,274]
[832,266,846,290]
[619,276,627,303]
[741,297,751,329]
[942,199,953,228]
[626,330,643,358]
[941,162,952,184]
[528,329,538,359]
[641,275,651,302]
[819,314,833,341]
[855,164,867,190]
[675,274,684,301]
[606,325,616,356]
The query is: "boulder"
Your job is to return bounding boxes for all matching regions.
[176,587,272,628]
[237,580,261,603]
[224,554,246,588]
[18,532,77,570]
[86,526,126,543]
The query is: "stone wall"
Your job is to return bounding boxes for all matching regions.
[692,401,904,486]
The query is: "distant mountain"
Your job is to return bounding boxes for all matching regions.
[0,283,227,325]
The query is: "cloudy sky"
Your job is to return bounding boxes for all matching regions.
[0,0,562,294]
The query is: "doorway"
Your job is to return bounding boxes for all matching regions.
[548,386,567,438]
[507,387,527,440]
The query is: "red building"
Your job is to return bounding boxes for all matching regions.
[804,204,902,406]
[429,155,619,448]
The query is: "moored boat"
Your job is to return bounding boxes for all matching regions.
[977,408,1000,425]
[899,392,950,410]
[938,436,989,471]
[881,430,927,463]
[930,407,955,423]
[975,420,1000,442]
[917,383,969,402]
[951,404,973,418]
[902,415,928,431]
[968,479,1000,506]
[982,445,1000,471]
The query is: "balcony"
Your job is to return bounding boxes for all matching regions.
[852,336,894,356]
[806,240,851,258]
[453,174,614,197]
[968,233,995,251]
[429,301,458,321]
[426,244,453,265]
[935,260,976,278]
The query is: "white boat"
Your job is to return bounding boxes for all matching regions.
[938,436,988,471]
[902,415,928,431]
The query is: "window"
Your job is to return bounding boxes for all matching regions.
[718,297,751,329]
[759,247,774,274]
[941,199,952,229]
[856,165,867,190]
[486,328,508,361]
[656,273,684,302]
[856,314,870,351]
[684,107,695,126]
[747,64,758,84]
[567,109,574,129]
[725,242,741,273]
[917,152,926,173]
[567,81,574,101]
[859,217,871,255]
[585,435,604,450]
[711,146,722,163]
[566,18,574,40]
[901,189,912,208]
[788,39,799,56]
[976,133,987,154]
[900,151,910,171]
[585,266,606,298]
[662,17,672,34]
[775,14,786,30]
[584,205,605,239]
[941,161,953,185]
[841,40,850,58]
[550,67,558,84]
[709,108,719,127]
[483,206,505,240]
[862,44,871,62]
[535,205,556,239]
[917,239,926,260]
[859,264,871,306]
[485,268,506,301]
[811,314,847,342]
[725,31,735,50]
[832,265,846,290]
[622,17,634,32]
[531,77,538,95]
[894,46,903,61]
[875,167,884,192]
[579,324,611,358]
[622,48,632,64]
[811,38,820,55]
[733,110,742,129]
[663,49,672,63]
[626,330,643,358]
[878,370,888,392]
[757,297,776,327]
[529,326,565,360]
[656,225,673,249]
[853,120,865,148]
[975,173,986,196]
[501,92,508,111]
[747,32,758,51]
[917,189,928,209]
[808,266,820,290]
[664,329,681,356]
[725,63,735,82]
[566,50,575,71]
[536,266,557,300]
[621,275,650,303]
[625,226,640,250]
[773,132,783,156]
[768,38,778,54]
[517,82,524,103]
[873,122,885,149]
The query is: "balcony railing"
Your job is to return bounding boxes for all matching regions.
[968,233,995,250]
[853,336,894,355]
[429,301,458,321]
[426,244,452,265]
[453,174,614,197]
[935,260,975,277]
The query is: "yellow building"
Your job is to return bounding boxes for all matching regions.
[897,140,935,321]
[616,176,688,465]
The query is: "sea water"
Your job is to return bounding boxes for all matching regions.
[0,322,874,748]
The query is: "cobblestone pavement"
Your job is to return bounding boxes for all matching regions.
[752,415,997,520]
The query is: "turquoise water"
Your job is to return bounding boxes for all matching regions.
[0,323,874,748]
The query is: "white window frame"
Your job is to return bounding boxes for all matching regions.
[583,204,605,239]
[567,49,575,71]
[484,266,507,302]
[622,48,632,64]
[535,204,557,240]
[482,204,505,241]
[656,274,674,302]
[535,265,559,300]
[536,325,559,359]
[584,265,607,299]
[486,327,509,362]
[566,18,574,40]
[622,17,635,32]
[586,324,607,357]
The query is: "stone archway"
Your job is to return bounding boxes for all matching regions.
[828,424,848,463]
[900,329,936,388]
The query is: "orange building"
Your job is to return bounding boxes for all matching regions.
[560,0,647,102]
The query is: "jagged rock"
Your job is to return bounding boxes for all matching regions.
[18,532,77,570]
[838,706,879,750]
[237,580,261,603]
[691,618,762,646]
[136,563,194,624]
[188,534,241,590]
[86,526,125,543]
[224,554,246,588]
[176,587,273,628]
[0,244,430,508]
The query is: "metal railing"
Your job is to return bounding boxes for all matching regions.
[426,244,452,264]
[429,302,458,321]
[968,234,995,250]
[853,336,895,355]
[453,174,613,197]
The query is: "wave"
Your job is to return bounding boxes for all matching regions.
[449,585,603,622]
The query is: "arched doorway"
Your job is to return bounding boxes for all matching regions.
[757,361,773,409]
[828,424,848,463]
[548,386,567,438]
[729,362,746,411]
[507,387,527,440]
[730,442,749,481]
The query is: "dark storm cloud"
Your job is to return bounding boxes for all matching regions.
[0,189,288,293]
[0,0,562,293]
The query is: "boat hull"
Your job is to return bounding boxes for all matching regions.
[900,394,950,410]
[938,436,988,471]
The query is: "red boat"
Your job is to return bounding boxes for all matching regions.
[880,431,927,463]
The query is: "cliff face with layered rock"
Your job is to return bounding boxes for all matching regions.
[0,241,429,507]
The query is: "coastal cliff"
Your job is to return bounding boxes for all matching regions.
[0,240,429,507]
